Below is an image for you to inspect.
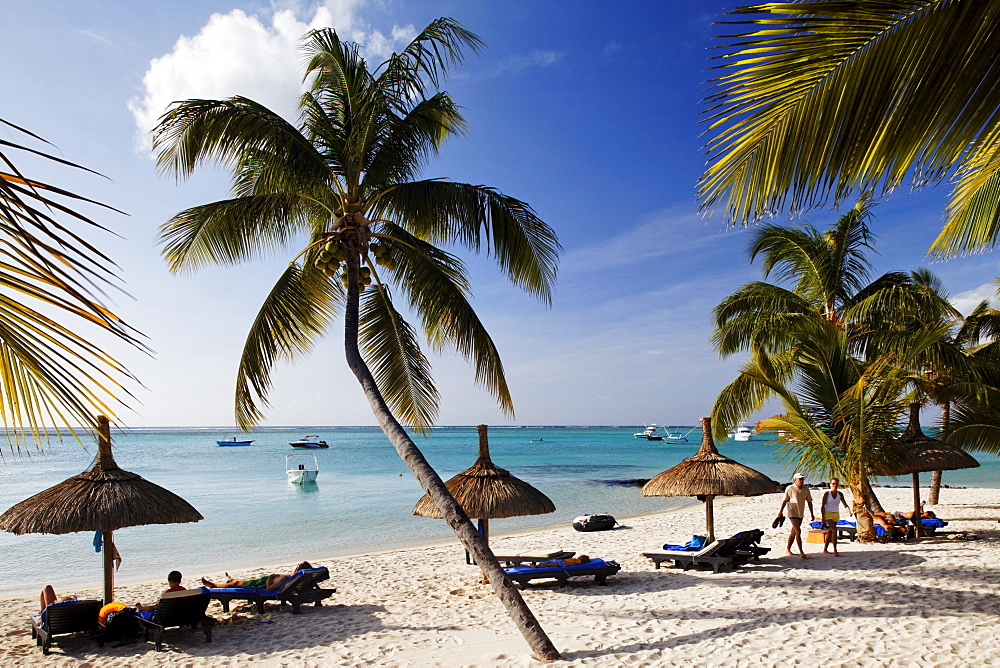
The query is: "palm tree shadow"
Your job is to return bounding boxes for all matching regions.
[560,552,1000,662]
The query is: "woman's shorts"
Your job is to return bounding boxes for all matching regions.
[823,511,840,523]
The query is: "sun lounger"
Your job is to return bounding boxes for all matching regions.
[731,529,770,562]
[207,567,335,614]
[490,551,576,566]
[809,519,857,541]
[642,536,745,573]
[137,588,212,652]
[30,599,103,655]
[503,558,621,588]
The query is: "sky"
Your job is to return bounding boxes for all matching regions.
[3,0,999,429]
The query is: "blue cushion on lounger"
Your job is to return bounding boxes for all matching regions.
[504,558,610,576]
[921,518,945,528]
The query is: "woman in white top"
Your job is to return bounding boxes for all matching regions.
[820,478,852,556]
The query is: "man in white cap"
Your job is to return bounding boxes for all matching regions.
[777,473,816,558]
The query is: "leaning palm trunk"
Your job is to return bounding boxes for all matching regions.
[341,260,560,662]
[928,402,950,505]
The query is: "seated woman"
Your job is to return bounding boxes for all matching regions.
[201,561,312,590]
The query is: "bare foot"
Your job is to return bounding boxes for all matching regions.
[201,577,214,587]
[799,553,808,559]
[784,551,795,557]
[833,552,841,557]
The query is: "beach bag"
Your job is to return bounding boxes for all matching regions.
[103,606,141,643]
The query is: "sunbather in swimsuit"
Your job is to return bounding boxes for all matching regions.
[201,561,312,590]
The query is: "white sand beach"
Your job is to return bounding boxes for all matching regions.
[2,486,999,666]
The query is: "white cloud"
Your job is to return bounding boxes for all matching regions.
[128,0,414,152]
[951,281,996,315]
[491,50,565,77]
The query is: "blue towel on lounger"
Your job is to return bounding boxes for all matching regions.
[662,535,706,551]
[920,518,946,528]
[504,558,610,576]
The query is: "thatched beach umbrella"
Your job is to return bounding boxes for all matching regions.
[0,416,203,602]
[642,416,779,542]
[880,403,978,537]
[413,424,554,549]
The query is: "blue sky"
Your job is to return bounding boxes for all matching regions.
[3,1,998,428]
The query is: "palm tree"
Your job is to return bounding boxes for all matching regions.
[698,1,1000,256]
[910,298,1000,502]
[711,201,955,513]
[0,118,140,450]
[152,21,561,660]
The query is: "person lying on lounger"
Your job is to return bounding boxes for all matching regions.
[873,512,908,539]
[201,561,312,590]
[900,509,937,521]
[135,570,185,612]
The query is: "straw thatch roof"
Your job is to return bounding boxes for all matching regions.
[413,424,554,520]
[642,416,779,497]
[879,403,979,477]
[0,416,203,535]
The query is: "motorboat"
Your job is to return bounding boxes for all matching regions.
[572,514,617,532]
[634,424,664,441]
[286,453,319,484]
[665,427,698,443]
[217,437,254,446]
[731,424,754,441]
[290,434,329,449]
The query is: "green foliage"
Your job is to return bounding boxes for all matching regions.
[0,119,141,450]
[699,1,1000,255]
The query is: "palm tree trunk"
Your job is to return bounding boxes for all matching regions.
[861,476,885,513]
[928,402,950,505]
[341,258,560,661]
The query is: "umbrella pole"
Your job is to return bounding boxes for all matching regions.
[912,472,921,540]
[103,529,115,603]
[705,495,715,543]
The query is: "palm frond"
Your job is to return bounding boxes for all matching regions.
[372,180,560,302]
[235,261,341,430]
[159,194,318,273]
[375,18,484,106]
[699,1,1000,229]
[378,223,513,415]
[358,283,439,431]
[154,97,328,183]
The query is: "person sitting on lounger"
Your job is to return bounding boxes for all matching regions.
[135,570,185,612]
[35,586,77,625]
[201,561,312,590]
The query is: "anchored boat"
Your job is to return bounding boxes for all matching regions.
[217,437,254,446]
[290,435,329,449]
[286,453,319,484]
[634,424,664,441]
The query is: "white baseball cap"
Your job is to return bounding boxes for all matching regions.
[793,473,805,480]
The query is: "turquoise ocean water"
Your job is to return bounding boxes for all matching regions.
[1,425,997,596]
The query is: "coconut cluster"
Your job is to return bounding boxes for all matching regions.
[313,234,395,294]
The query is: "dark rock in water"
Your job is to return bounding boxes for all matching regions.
[605,478,650,487]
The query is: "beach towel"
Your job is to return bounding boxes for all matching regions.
[662,535,706,551]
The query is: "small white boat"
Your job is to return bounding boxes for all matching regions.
[286,453,319,484]
[732,424,754,441]
[290,434,329,449]
[634,424,664,441]
[665,432,689,443]
[217,437,254,446]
